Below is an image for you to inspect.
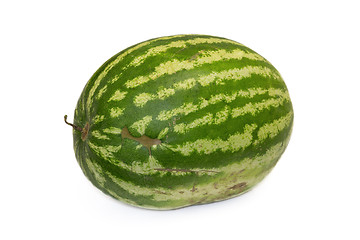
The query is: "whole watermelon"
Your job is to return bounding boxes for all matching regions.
[66,34,293,210]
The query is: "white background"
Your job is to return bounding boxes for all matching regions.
[1,0,359,239]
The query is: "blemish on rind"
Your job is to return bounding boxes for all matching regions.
[228,182,247,190]
[121,126,161,155]
[153,168,219,174]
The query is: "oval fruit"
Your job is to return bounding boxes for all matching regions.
[67,34,293,210]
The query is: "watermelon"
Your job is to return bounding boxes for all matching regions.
[66,34,293,210]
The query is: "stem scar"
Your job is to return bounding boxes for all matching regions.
[64,115,89,141]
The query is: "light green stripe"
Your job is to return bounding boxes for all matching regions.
[173,106,230,134]
[85,35,183,114]
[107,170,155,197]
[157,127,169,139]
[254,111,293,144]
[85,157,106,185]
[130,155,164,174]
[130,115,153,135]
[174,113,214,134]
[91,130,110,140]
[166,124,257,156]
[86,42,149,114]
[88,141,122,165]
[92,115,105,124]
[109,107,125,118]
[103,127,122,134]
[197,65,280,87]
[105,189,138,207]
[104,138,288,204]
[133,93,154,107]
[156,87,289,121]
[157,102,198,121]
[134,78,195,107]
[160,89,289,135]
[231,93,290,118]
[127,37,244,68]
[133,66,279,108]
[88,140,167,175]
[108,90,128,102]
[124,49,266,89]
[88,141,163,175]
[96,85,108,100]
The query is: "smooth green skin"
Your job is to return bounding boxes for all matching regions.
[71,35,293,210]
